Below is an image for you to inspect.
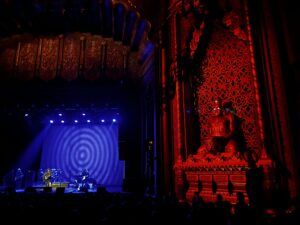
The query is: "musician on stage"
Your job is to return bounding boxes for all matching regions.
[43,168,52,187]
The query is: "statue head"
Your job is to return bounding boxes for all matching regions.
[212,99,223,116]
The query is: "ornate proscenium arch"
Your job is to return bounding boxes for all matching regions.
[0,0,155,82]
[0,0,157,194]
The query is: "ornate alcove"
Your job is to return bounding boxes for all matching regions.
[165,0,273,204]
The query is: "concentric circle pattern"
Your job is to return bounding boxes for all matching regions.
[40,125,124,186]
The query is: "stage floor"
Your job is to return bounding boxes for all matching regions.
[0,185,122,194]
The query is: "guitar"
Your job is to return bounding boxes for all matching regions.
[43,169,52,186]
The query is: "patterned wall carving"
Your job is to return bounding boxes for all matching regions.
[84,36,102,80]
[0,0,154,82]
[196,24,261,154]
[106,40,130,80]
[61,36,80,81]
[40,38,60,81]
[17,41,38,80]
[0,35,142,81]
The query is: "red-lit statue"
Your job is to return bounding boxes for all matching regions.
[196,99,239,160]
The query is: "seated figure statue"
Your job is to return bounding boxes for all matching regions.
[196,99,239,160]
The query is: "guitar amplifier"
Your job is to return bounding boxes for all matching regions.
[51,182,69,188]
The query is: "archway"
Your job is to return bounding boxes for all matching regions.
[0,0,156,193]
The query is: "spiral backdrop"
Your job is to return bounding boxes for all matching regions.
[40,124,124,186]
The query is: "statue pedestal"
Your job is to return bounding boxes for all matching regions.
[175,159,249,204]
[175,157,273,205]
[185,168,248,203]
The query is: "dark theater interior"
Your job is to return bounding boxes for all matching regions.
[0,0,299,224]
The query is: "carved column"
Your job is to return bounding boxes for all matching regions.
[168,0,209,199]
[168,0,186,199]
[159,31,171,194]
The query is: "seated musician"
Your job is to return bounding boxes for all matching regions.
[80,169,89,182]
[76,169,90,191]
